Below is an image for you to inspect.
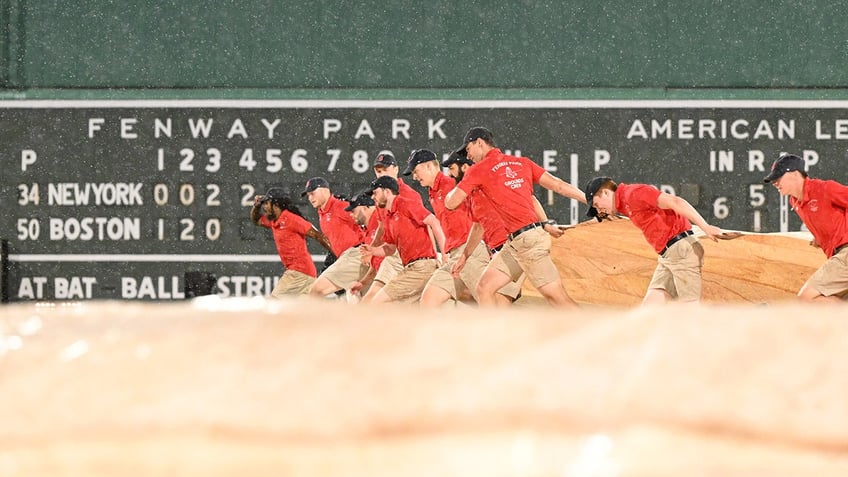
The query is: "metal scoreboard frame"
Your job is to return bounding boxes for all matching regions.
[2,99,847,301]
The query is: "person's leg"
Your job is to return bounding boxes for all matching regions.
[377,259,439,305]
[419,283,454,306]
[535,278,577,307]
[664,239,704,303]
[509,228,577,308]
[362,253,403,303]
[642,288,672,305]
[309,247,367,297]
[798,251,848,303]
[476,266,515,307]
[271,271,315,298]
[308,275,341,297]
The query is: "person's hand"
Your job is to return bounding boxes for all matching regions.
[350,281,364,294]
[809,237,821,249]
[701,224,722,241]
[253,195,264,207]
[543,222,564,238]
[451,255,467,277]
[359,244,375,259]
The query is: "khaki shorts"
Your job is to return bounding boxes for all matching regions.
[485,247,528,300]
[648,235,704,302]
[496,227,560,289]
[270,269,315,297]
[320,246,368,291]
[374,252,403,285]
[806,246,848,298]
[383,258,438,302]
[425,243,490,301]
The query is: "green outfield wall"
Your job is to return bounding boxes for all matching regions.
[2,1,848,92]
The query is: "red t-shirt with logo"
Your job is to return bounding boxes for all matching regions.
[457,148,546,234]
[318,195,365,257]
[372,177,423,231]
[429,172,473,252]
[259,210,318,277]
[469,189,509,250]
[381,195,437,265]
[791,178,848,258]
[614,183,691,254]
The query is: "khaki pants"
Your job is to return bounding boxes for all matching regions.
[424,244,490,301]
[806,245,848,298]
[383,258,438,302]
[493,227,560,289]
[648,235,704,302]
[271,270,315,297]
[374,252,403,285]
[320,246,368,290]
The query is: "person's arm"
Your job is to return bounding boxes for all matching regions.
[362,243,396,257]
[451,222,485,276]
[422,214,447,263]
[350,266,377,295]
[531,196,563,238]
[369,222,385,247]
[445,187,468,210]
[250,195,264,225]
[306,227,333,253]
[656,193,721,241]
[538,172,586,203]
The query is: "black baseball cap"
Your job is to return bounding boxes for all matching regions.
[763,154,806,183]
[344,191,376,211]
[300,177,330,197]
[453,127,494,156]
[584,176,613,220]
[260,187,289,204]
[402,149,437,176]
[441,151,473,168]
[366,175,399,195]
[372,153,397,168]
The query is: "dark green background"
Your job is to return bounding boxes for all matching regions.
[2,1,848,91]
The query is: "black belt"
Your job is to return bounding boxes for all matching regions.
[508,222,545,241]
[835,243,848,254]
[660,230,694,256]
[405,256,435,266]
[489,244,504,255]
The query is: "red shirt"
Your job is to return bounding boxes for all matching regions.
[470,189,509,250]
[364,210,385,270]
[259,210,318,277]
[372,177,423,233]
[615,183,691,254]
[457,148,546,234]
[381,195,437,265]
[429,172,473,252]
[791,177,848,258]
[318,195,365,257]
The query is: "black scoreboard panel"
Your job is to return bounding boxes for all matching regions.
[2,100,846,301]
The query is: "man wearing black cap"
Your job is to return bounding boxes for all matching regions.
[359,175,447,304]
[250,187,334,297]
[404,149,489,305]
[358,152,424,303]
[585,176,721,304]
[763,153,848,302]
[443,152,527,305]
[343,191,382,298]
[301,177,368,298]
[444,126,585,307]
